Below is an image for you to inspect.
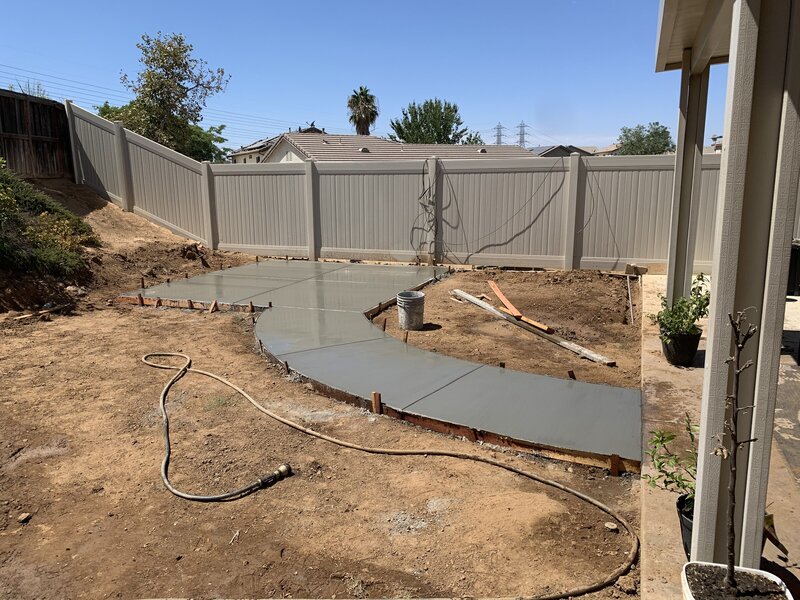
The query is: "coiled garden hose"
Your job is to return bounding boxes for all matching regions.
[143,351,639,600]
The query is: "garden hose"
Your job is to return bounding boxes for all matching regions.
[143,351,639,599]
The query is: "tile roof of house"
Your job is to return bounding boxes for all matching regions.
[265,133,532,161]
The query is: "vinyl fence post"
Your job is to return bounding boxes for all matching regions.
[426,155,439,264]
[563,152,584,270]
[305,159,320,261]
[200,161,218,249]
[113,121,135,212]
[64,100,82,185]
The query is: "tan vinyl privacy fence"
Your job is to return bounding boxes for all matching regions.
[67,102,751,272]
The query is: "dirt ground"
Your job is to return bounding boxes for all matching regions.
[0,180,641,599]
[0,178,255,312]
[381,269,642,389]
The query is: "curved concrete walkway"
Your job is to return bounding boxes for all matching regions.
[124,260,641,463]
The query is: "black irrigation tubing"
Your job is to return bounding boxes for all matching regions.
[143,351,639,600]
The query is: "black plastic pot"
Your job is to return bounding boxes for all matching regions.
[676,493,694,561]
[661,329,702,367]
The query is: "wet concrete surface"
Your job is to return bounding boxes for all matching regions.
[123,260,642,461]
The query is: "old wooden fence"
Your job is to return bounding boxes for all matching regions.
[0,89,73,178]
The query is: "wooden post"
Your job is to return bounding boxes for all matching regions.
[140,276,145,289]
[403,330,408,343]
[155,297,162,307]
[136,293,144,307]
[207,300,219,314]
[499,361,505,369]
[186,299,194,310]
[609,454,622,477]
[382,318,387,332]
[283,360,290,375]
[371,392,383,415]
[248,301,254,313]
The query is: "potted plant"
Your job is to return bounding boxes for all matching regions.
[650,273,710,366]
[643,413,698,561]
[681,311,792,600]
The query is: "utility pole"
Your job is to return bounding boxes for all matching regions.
[494,123,505,145]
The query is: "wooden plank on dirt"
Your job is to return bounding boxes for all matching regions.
[487,280,522,317]
[451,289,616,367]
[497,306,555,334]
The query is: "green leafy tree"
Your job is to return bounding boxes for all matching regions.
[462,131,484,145]
[616,122,676,155]
[98,32,230,162]
[347,86,379,135]
[389,99,468,144]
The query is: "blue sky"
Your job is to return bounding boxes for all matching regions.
[1,0,728,151]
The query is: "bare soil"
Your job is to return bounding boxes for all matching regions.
[381,269,642,389]
[0,179,641,599]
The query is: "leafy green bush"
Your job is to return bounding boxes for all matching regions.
[649,273,710,341]
[642,412,698,503]
[0,158,98,277]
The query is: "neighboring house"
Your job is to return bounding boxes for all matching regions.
[528,145,593,157]
[592,143,621,156]
[257,132,531,162]
[229,123,325,164]
[229,137,275,164]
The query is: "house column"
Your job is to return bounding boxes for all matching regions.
[691,0,800,568]
[665,49,710,305]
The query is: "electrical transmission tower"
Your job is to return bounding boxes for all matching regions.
[517,121,531,147]
[494,123,506,145]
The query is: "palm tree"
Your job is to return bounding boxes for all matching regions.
[347,86,379,135]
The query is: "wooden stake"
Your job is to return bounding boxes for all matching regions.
[382,318,387,332]
[283,360,290,375]
[488,280,522,317]
[184,272,188,279]
[403,330,409,343]
[155,297,162,307]
[567,370,576,380]
[207,300,219,314]
[167,277,171,284]
[609,454,622,477]
[140,276,145,289]
[186,299,194,310]
[137,293,144,307]
[499,361,506,369]
[371,391,383,415]
[268,301,272,309]
[256,255,259,263]
[248,301,254,313]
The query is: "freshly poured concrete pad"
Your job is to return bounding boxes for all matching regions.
[275,336,483,409]
[124,260,641,462]
[255,307,388,356]
[404,365,642,461]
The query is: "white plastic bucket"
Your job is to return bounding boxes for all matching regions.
[397,291,425,331]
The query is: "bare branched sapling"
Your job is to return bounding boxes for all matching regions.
[712,311,758,589]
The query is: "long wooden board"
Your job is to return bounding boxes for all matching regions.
[487,280,522,317]
[497,306,555,334]
[452,289,616,367]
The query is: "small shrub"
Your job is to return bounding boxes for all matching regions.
[0,158,97,278]
[642,412,698,506]
[649,273,710,342]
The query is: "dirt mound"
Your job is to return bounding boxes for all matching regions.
[0,178,254,312]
